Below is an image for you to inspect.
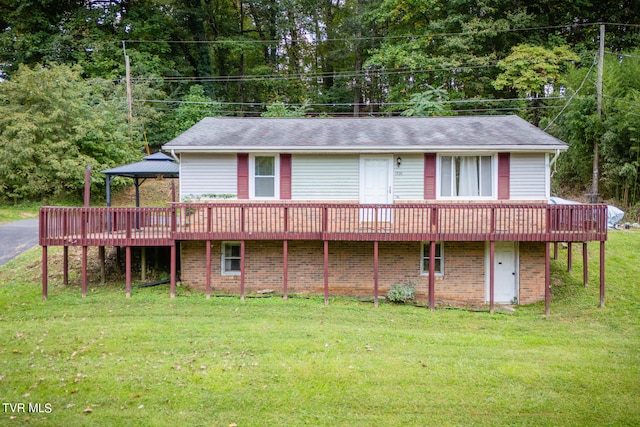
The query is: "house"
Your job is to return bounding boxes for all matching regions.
[155,115,607,310]
[39,115,607,312]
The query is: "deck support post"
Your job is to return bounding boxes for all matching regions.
[323,240,329,306]
[240,240,245,301]
[205,240,211,299]
[428,241,436,312]
[583,242,589,287]
[567,242,572,272]
[125,246,132,298]
[373,241,379,308]
[63,246,69,286]
[553,242,558,260]
[170,244,176,298]
[600,241,605,308]
[545,242,551,315]
[81,246,88,298]
[489,241,495,314]
[99,246,106,285]
[283,240,288,300]
[42,246,48,300]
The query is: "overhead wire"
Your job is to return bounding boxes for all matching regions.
[543,58,597,131]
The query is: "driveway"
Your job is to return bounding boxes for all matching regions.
[0,218,39,267]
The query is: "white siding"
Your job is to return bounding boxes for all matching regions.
[510,153,548,200]
[393,154,424,200]
[180,153,237,200]
[291,154,359,200]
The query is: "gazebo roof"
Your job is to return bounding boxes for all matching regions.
[102,152,179,179]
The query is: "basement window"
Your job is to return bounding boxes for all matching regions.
[221,242,241,276]
[420,242,444,276]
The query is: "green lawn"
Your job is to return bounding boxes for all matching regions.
[0,203,40,225]
[0,232,638,426]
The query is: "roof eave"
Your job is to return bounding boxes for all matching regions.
[163,145,568,154]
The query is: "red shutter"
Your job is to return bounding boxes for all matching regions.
[424,153,437,199]
[237,153,249,199]
[280,153,292,199]
[498,152,510,200]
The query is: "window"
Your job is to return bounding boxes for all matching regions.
[251,155,278,198]
[421,242,443,276]
[440,155,493,198]
[221,242,241,275]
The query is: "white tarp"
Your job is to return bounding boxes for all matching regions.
[549,197,624,229]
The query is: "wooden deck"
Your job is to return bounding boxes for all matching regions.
[40,202,608,246]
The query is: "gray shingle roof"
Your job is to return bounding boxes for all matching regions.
[163,115,567,153]
[102,152,179,178]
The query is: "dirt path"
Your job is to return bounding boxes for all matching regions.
[0,218,39,267]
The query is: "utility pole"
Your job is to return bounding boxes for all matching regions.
[592,24,605,203]
[123,41,133,138]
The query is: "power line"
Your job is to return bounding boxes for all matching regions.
[543,59,597,131]
[121,22,615,46]
[131,95,566,108]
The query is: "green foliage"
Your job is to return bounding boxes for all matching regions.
[0,64,141,202]
[548,49,640,204]
[166,85,226,138]
[401,85,452,116]
[494,44,580,97]
[386,281,416,303]
[261,100,312,117]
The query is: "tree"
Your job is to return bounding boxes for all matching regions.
[0,64,141,201]
[493,44,580,97]
[261,100,311,117]
[166,85,226,138]
[546,49,640,205]
[401,85,452,116]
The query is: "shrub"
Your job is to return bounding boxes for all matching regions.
[386,281,416,304]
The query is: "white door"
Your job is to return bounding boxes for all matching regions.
[487,242,518,303]
[360,156,393,222]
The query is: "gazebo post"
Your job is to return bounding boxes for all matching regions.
[106,175,112,207]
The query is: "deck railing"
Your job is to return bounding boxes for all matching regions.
[39,203,608,246]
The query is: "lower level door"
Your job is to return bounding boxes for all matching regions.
[487,242,518,303]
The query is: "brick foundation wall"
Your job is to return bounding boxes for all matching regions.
[518,242,546,304]
[180,240,546,305]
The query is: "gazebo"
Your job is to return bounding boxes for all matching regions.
[102,152,179,207]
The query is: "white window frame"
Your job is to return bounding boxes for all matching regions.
[437,154,496,200]
[250,154,280,199]
[221,241,241,276]
[420,242,444,276]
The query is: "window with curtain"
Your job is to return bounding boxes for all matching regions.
[440,155,493,198]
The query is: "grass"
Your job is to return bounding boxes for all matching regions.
[0,233,638,426]
[0,203,40,225]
